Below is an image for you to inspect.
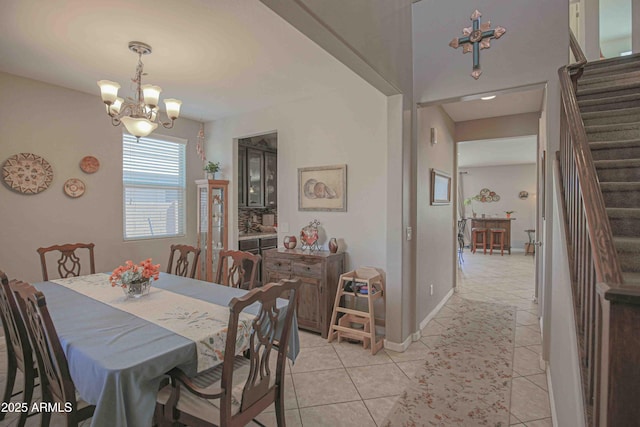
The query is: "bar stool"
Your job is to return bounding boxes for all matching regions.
[471,227,488,254]
[525,229,536,255]
[489,228,506,256]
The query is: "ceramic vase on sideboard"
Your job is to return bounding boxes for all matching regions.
[283,235,297,249]
[328,238,338,253]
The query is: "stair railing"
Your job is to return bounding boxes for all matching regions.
[558,30,640,427]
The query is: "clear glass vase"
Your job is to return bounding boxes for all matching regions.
[123,279,151,299]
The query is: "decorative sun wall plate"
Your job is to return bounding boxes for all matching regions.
[80,156,100,173]
[475,188,500,202]
[64,178,86,198]
[2,153,54,195]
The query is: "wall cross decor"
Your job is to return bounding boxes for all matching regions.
[449,10,506,80]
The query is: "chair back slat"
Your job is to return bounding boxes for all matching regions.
[215,250,261,289]
[167,244,201,279]
[12,281,77,407]
[37,242,95,281]
[0,271,32,371]
[221,279,299,421]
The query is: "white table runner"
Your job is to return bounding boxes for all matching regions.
[52,273,254,372]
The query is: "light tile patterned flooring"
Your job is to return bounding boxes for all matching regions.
[0,252,551,426]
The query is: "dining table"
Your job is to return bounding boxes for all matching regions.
[34,272,300,427]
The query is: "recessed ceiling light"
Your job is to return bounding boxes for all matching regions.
[481,95,496,101]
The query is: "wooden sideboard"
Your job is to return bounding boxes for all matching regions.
[262,248,345,337]
[470,218,515,254]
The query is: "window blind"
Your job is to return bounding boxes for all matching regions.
[123,133,186,240]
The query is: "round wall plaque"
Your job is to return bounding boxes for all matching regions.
[80,156,100,173]
[2,153,54,195]
[64,178,86,198]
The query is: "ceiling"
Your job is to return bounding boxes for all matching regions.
[0,0,357,122]
[441,86,544,122]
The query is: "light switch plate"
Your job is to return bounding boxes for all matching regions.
[406,226,412,240]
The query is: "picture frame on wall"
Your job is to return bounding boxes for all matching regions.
[298,164,347,212]
[430,168,451,205]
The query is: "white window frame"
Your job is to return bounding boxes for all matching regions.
[122,132,187,241]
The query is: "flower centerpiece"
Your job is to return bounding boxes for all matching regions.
[109,259,160,299]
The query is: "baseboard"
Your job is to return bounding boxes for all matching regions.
[546,364,559,427]
[384,334,413,352]
[418,288,454,331]
[384,288,454,353]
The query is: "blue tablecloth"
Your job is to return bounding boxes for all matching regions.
[34,273,300,427]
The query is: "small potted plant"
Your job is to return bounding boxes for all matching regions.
[204,161,221,179]
[505,210,516,218]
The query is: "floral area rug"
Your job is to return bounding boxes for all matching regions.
[382,298,516,427]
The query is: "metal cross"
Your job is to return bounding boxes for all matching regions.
[449,10,506,80]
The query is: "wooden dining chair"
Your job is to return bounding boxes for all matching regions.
[11,281,95,427]
[167,244,201,279]
[215,250,261,289]
[37,242,96,281]
[156,279,300,427]
[0,271,38,427]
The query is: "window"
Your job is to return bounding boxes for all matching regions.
[123,133,186,240]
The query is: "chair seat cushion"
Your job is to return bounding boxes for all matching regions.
[157,356,251,423]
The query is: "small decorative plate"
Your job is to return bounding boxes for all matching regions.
[80,156,100,174]
[2,153,54,195]
[64,178,85,198]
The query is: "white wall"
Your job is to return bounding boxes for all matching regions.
[601,36,632,57]
[205,74,390,288]
[0,72,203,283]
[416,106,456,325]
[461,164,537,250]
[548,162,587,427]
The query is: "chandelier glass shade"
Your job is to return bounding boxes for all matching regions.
[97,42,182,139]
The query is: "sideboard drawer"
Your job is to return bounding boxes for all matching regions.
[260,237,278,248]
[292,260,323,277]
[264,258,291,273]
[239,239,259,251]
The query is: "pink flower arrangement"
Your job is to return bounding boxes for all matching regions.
[109,258,160,288]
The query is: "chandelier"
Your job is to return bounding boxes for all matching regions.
[97,41,182,139]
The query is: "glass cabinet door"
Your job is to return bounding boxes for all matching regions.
[210,187,224,281]
[196,179,228,282]
[265,152,277,207]
[247,149,264,207]
[238,147,246,207]
[197,186,208,280]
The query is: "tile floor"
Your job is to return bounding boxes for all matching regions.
[0,251,552,426]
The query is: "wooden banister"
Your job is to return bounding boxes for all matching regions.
[558,67,624,286]
[557,29,640,427]
[569,29,587,67]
